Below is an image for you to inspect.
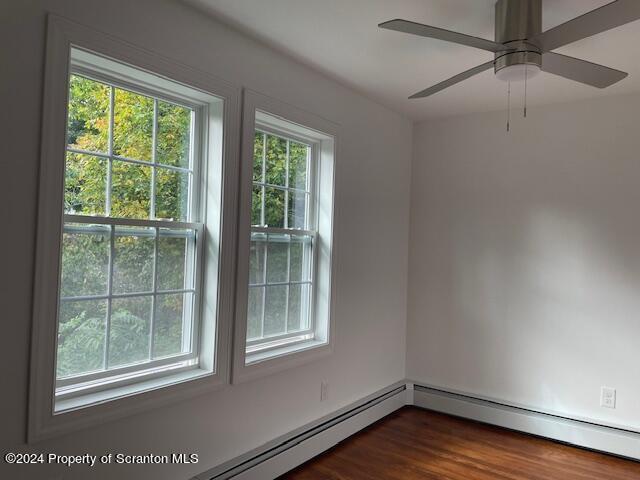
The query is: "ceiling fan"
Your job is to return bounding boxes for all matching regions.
[379,0,640,99]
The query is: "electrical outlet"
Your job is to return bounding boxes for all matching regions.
[601,387,616,409]
[320,381,329,402]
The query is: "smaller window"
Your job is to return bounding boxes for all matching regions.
[234,94,337,382]
[246,129,316,353]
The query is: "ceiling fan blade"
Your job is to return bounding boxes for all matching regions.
[542,52,628,88]
[409,61,495,99]
[533,0,640,52]
[379,19,507,53]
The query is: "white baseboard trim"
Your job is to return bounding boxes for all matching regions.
[194,381,408,480]
[412,383,640,461]
[194,381,639,479]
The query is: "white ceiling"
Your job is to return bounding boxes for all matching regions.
[185,0,640,120]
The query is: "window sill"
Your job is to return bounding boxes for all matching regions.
[55,366,212,413]
[246,337,326,365]
[234,338,331,384]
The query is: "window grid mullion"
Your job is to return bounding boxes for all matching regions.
[66,147,193,174]
[260,132,266,226]
[305,145,312,231]
[285,236,291,334]
[100,85,115,369]
[257,132,267,341]
[248,280,312,289]
[104,225,115,370]
[284,140,290,229]
[149,226,159,360]
[148,101,158,360]
[260,233,268,338]
[186,109,196,222]
[63,214,200,232]
[283,140,290,334]
[106,86,115,216]
[150,99,158,219]
[252,182,309,195]
[250,225,316,238]
[60,288,196,303]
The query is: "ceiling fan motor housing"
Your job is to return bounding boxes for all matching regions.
[494,0,542,77]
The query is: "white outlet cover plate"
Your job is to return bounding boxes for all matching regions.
[601,387,616,409]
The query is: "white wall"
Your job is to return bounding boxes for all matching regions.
[0,1,411,479]
[407,92,640,431]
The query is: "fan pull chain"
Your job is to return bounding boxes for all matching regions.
[524,64,528,118]
[507,81,511,132]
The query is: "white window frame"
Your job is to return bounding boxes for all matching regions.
[28,15,240,442]
[232,90,337,384]
[245,126,318,351]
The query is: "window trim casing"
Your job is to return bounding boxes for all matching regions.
[28,15,240,442]
[232,89,338,384]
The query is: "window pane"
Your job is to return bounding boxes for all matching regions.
[109,296,151,367]
[58,50,209,390]
[289,235,312,282]
[113,88,153,161]
[155,167,189,221]
[247,287,264,340]
[157,229,193,291]
[252,185,263,226]
[61,224,110,298]
[153,293,190,358]
[287,190,307,229]
[67,75,110,153]
[287,283,310,332]
[265,135,287,186]
[156,100,191,168]
[253,131,264,182]
[113,227,154,294]
[111,160,152,219]
[249,233,266,285]
[266,235,289,284]
[288,141,308,191]
[64,152,107,216]
[264,187,285,228]
[264,285,287,336]
[57,299,107,378]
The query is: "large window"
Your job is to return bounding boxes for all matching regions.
[246,129,316,352]
[30,18,238,441]
[54,48,211,404]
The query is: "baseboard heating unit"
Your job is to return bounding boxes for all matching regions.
[193,381,639,480]
[193,382,408,480]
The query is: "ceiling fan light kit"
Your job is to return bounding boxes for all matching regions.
[379,0,640,101]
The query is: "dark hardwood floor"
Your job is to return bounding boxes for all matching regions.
[280,406,640,480]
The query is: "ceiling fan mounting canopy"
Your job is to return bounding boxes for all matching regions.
[378,0,640,99]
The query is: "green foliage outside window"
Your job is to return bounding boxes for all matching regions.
[247,130,312,341]
[58,75,192,378]
[59,73,315,373]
